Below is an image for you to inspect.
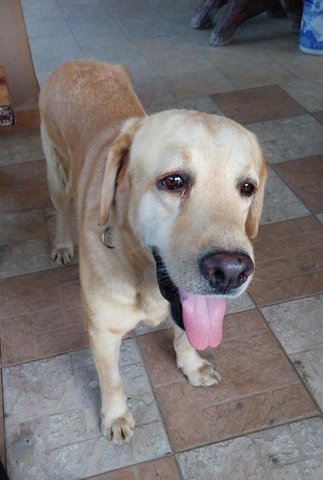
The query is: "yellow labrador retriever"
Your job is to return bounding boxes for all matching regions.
[39,60,267,445]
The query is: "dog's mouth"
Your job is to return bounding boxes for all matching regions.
[153,250,226,351]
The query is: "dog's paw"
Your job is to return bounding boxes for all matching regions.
[51,244,74,265]
[185,360,222,387]
[101,411,135,445]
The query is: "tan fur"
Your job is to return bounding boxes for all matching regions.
[39,60,267,445]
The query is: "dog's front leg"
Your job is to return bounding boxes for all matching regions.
[89,327,135,445]
[173,324,222,387]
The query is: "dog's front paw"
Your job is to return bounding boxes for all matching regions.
[184,360,222,387]
[51,244,74,265]
[101,410,135,445]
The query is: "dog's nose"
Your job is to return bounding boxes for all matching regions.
[200,251,254,292]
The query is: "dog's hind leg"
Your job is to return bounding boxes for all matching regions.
[173,324,222,387]
[41,122,74,265]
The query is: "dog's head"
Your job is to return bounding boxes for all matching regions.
[100,110,267,350]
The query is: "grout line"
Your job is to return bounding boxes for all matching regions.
[134,336,174,454]
[173,411,322,456]
[256,305,323,415]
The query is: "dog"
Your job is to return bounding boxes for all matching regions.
[39,60,267,445]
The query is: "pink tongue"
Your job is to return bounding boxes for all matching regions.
[179,291,226,351]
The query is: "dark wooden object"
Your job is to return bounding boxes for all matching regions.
[191,0,303,46]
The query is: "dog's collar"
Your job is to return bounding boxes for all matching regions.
[101,226,114,249]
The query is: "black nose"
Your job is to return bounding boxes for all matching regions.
[199,251,254,293]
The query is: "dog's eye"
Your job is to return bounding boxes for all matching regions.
[240,182,255,197]
[159,175,185,191]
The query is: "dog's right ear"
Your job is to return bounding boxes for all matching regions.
[99,117,142,226]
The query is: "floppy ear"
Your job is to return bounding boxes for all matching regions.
[99,118,142,226]
[245,156,268,240]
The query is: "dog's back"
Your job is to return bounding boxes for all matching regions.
[39,60,144,160]
[39,61,144,264]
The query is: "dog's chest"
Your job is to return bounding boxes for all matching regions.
[136,281,169,327]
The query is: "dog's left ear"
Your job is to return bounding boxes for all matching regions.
[99,117,142,226]
[245,155,268,239]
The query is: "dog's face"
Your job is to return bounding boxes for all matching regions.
[100,110,267,350]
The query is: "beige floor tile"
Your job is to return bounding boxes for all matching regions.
[116,15,180,39]
[3,342,171,479]
[177,418,323,480]
[281,78,323,112]
[0,210,51,278]
[149,50,215,77]
[29,34,84,73]
[76,31,141,63]
[0,130,43,166]
[145,95,222,115]
[161,68,235,99]
[249,115,323,163]
[218,60,295,90]
[136,80,175,107]
[261,295,323,354]
[261,167,310,224]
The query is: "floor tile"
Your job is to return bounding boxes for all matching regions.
[273,155,323,214]
[136,79,175,107]
[149,0,199,19]
[0,130,43,166]
[250,216,323,306]
[148,50,214,77]
[0,137,10,165]
[78,36,141,64]
[139,310,317,451]
[261,167,310,224]
[177,418,323,480]
[24,15,71,38]
[90,456,181,480]
[277,54,323,82]
[29,34,84,73]
[21,0,63,22]
[145,95,223,115]
[116,15,180,39]
[161,68,235,100]
[3,341,171,480]
[218,60,294,90]
[248,115,323,163]
[0,265,87,365]
[313,111,323,124]
[281,79,323,112]
[262,294,323,411]
[211,85,306,125]
[292,348,323,411]
[261,295,323,355]
[133,34,198,58]
[0,160,51,214]
[107,0,160,21]
[203,43,270,69]
[61,4,121,35]
[120,57,163,88]
[0,210,52,278]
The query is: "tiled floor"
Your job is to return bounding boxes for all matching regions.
[0,0,323,478]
